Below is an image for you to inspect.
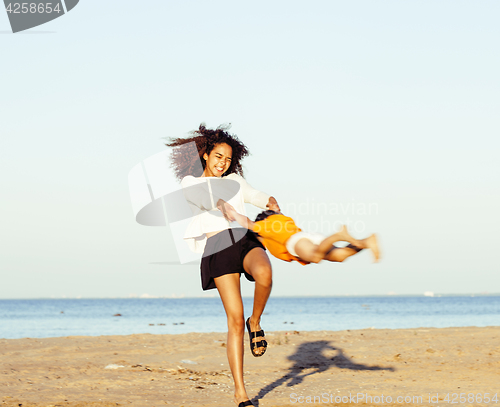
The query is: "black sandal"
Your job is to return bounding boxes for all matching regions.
[246,317,267,357]
[238,400,254,407]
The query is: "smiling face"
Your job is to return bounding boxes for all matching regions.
[202,143,233,177]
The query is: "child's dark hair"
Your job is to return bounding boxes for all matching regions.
[255,210,278,222]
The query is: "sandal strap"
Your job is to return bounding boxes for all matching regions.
[238,400,254,407]
[253,339,267,348]
[250,329,265,338]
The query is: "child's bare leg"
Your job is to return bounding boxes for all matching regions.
[320,228,380,263]
[294,226,363,263]
[325,245,363,262]
[294,228,381,264]
[316,225,364,258]
[334,234,380,263]
[294,238,324,264]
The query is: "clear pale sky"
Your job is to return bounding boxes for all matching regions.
[1,1,499,299]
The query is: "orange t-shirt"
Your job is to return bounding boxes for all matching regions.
[253,214,309,265]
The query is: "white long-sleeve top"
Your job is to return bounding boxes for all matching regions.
[181,173,271,253]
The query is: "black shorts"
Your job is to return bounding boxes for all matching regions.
[201,228,265,291]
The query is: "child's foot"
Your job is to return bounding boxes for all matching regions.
[365,234,381,262]
[336,224,352,242]
[316,224,349,256]
[337,224,368,248]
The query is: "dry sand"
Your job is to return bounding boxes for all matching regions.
[1,326,499,407]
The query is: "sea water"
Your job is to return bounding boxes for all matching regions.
[0,296,499,339]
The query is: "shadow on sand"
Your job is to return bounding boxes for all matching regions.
[253,340,395,405]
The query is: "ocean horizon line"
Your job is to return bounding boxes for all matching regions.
[1,292,499,300]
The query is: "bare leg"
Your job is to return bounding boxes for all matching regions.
[294,226,381,263]
[243,247,272,357]
[325,245,362,262]
[316,225,364,258]
[213,273,249,405]
[327,234,381,262]
[294,225,363,263]
[294,238,325,263]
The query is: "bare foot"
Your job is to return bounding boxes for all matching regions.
[338,224,369,248]
[365,234,381,262]
[336,224,352,242]
[248,316,267,357]
[316,225,360,258]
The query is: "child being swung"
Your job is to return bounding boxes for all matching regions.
[224,208,380,265]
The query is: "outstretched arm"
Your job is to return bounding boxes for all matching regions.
[235,174,279,211]
[225,206,256,231]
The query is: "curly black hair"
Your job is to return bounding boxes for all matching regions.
[165,123,249,181]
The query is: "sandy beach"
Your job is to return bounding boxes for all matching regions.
[1,326,499,407]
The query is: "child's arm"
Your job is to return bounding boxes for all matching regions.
[225,206,256,231]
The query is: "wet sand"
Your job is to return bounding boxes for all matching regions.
[1,326,499,406]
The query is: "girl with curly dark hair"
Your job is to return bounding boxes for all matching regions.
[166,124,280,407]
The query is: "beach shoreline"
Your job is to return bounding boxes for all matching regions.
[1,326,499,406]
